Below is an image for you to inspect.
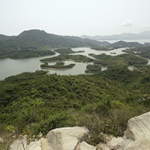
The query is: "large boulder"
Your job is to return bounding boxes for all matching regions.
[76,141,96,150]
[28,140,41,150]
[9,126,95,150]
[40,138,52,150]
[117,139,150,150]
[107,137,124,149]
[96,143,109,150]
[124,111,150,144]
[9,135,27,150]
[46,126,89,150]
[9,111,150,150]
[96,111,150,150]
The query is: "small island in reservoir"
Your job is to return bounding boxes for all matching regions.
[40,54,94,63]
[41,61,75,69]
[54,48,84,54]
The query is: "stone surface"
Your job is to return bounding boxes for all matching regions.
[9,135,27,150]
[76,141,96,150]
[28,140,41,150]
[122,141,150,150]
[41,138,52,150]
[46,126,89,150]
[96,143,109,150]
[9,111,150,150]
[107,137,124,149]
[116,139,133,150]
[96,111,150,150]
[124,111,150,143]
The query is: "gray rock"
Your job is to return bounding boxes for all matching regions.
[46,126,89,150]
[124,111,150,143]
[96,143,109,150]
[28,139,41,150]
[107,137,124,149]
[116,139,133,149]
[41,138,52,150]
[9,135,27,150]
[123,141,150,150]
[9,111,150,150]
[96,111,150,150]
[76,141,96,150]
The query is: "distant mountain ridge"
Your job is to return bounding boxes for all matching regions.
[0,34,14,41]
[106,41,143,48]
[0,29,108,48]
[0,29,149,59]
[81,31,150,40]
[0,29,109,58]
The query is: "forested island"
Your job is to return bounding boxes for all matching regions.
[85,53,148,73]
[40,54,94,63]
[41,61,75,69]
[54,48,84,54]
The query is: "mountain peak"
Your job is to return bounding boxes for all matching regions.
[18,29,47,37]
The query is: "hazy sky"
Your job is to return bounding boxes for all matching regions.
[0,0,150,36]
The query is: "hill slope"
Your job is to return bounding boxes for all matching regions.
[0,34,13,42]
[107,41,143,48]
[0,67,149,147]
[0,30,108,58]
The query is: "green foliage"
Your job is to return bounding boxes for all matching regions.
[86,53,149,74]
[0,49,55,59]
[40,54,94,63]
[130,46,150,59]
[107,41,143,48]
[0,30,104,59]
[93,54,148,67]
[54,48,84,54]
[0,67,150,145]
[86,64,102,73]
[6,125,15,133]
[33,112,70,135]
[41,61,75,69]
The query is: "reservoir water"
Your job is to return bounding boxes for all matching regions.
[0,54,58,80]
[0,47,149,80]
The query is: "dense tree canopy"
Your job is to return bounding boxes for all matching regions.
[0,67,150,147]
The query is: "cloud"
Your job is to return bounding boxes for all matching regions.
[121,20,133,27]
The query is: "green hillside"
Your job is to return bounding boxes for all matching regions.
[0,67,149,147]
[0,30,107,59]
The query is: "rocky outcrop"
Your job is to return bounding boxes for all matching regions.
[9,126,95,150]
[97,111,150,150]
[124,111,150,142]
[28,140,41,150]
[9,135,27,150]
[9,111,150,150]
[46,126,93,150]
[76,141,96,150]
[40,138,52,150]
